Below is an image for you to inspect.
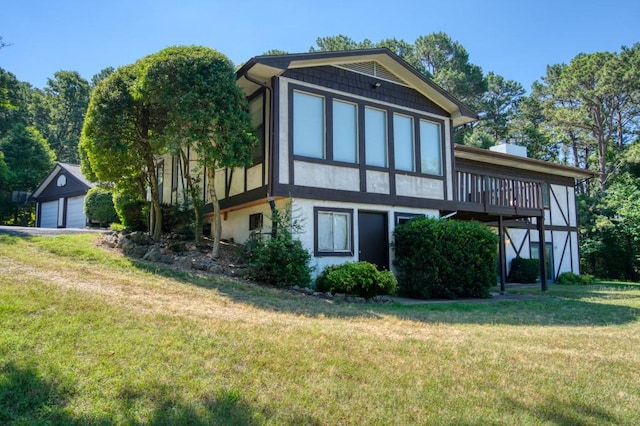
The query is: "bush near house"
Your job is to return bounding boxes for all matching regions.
[394,217,499,299]
[315,261,397,299]
[112,190,149,232]
[556,271,594,285]
[507,256,540,283]
[83,187,118,227]
[245,204,313,288]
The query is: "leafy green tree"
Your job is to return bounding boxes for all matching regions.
[414,32,486,110]
[43,71,90,163]
[0,125,56,224]
[0,151,8,189]
[138,46,256,255]
[0,68,26,137]
[310,35,373,52]
[90,67,114,89]
[80,63,166,240]
[478,72,525,141]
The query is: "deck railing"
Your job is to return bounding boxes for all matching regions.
[456,171,543,211]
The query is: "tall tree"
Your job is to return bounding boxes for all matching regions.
[310,35,373,52]
[90,67,115,89]
[44,71,90,163]
[478,72,525,141]
[414,32,486,110]
[139,46,256,255]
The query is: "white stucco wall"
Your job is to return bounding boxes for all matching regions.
[294,161,360,191]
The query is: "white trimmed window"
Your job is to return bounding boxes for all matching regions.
[420,120,442,176]
[333,100,358,163]
[316,209,352,255]
[393,113,415,172]
[293,91,325,159]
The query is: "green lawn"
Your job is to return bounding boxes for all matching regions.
[1,234,639,425]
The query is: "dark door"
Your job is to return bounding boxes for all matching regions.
[358,211,389,270]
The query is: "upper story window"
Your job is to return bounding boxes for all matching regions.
[365,107,387,168]
[332,100,358,163]
[293,91,325,159]
[393,113,415,172]
[250,94,265,162]
[419,120,442,176]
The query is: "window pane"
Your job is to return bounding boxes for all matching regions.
[365,107,387,167]
[420,120,442,175]
[250,94,264,160]
[318,212,333,251]
[294,91,325,158]
[393,114,414,171]
[333,214,349,251]
[333,100,358,163]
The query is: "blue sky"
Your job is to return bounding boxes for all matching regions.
[1,0,639,91]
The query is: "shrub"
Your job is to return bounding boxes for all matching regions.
[556,271,594,285]
[113,190,149,232]
[315,261,397,299]
[84,187,118,227]
[394,217,499,299]
[160,202,194,236]
[246,203,312,287]
[507,256,540,283]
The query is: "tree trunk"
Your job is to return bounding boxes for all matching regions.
[207,166,222,258]
[180,150,202,244]
[145,155,162,241]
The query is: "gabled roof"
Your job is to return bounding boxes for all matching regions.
[30,162,95,200]
[236,48,478,127]
[454,145,598,180]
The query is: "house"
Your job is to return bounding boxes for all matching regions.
[159,48,594,289]
[31,163,95,228]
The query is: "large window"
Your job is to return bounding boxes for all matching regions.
[420,120,442,176]
[315,208,353,255]
[365,107,387,167]
[293,91,325,159]
[393,113,415,172]
[249,94,265,161]
[333,100,358,163]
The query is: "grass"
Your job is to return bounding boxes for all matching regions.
[1,233,640,425]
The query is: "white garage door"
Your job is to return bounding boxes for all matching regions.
[40,201,58,228]
[66,196,87,228]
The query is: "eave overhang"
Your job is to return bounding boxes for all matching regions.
[236,48,478,127]
[454,144,598,180]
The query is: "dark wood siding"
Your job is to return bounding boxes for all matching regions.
[283,66,450,118]
[35,170,90,202]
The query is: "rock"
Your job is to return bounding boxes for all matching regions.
[292,285,301,291]
[120,238,135,255]
[160,255,175,264]
[130,231,151,245]
[324,292,334,300]
[175,257,192,270]
[192,261,209,271]
[208,264,224,274]
[142,245,162,262]
[132,245,148,258]
[102,234,118,248]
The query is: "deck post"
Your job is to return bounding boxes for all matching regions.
[537,215,548,292]
[498,215,507,295]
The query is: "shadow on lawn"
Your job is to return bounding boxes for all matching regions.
[132,261,640,327]
[0,362,318,425]
[503,394,621,425]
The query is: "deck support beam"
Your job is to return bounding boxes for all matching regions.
[498,215,507,295]
[537,216,548,292]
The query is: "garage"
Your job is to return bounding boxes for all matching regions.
[66,196,87,228]
[31,163,94,229]
[40,201,58,228]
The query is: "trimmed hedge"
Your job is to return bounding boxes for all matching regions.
[84,187,118,227]
[315,261,397,299]
[507,256,540,283]
[556,271,594,285]
[113,191,149,232]
[394,217,499,299]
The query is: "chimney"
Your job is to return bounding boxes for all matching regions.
[489,143,527,158]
